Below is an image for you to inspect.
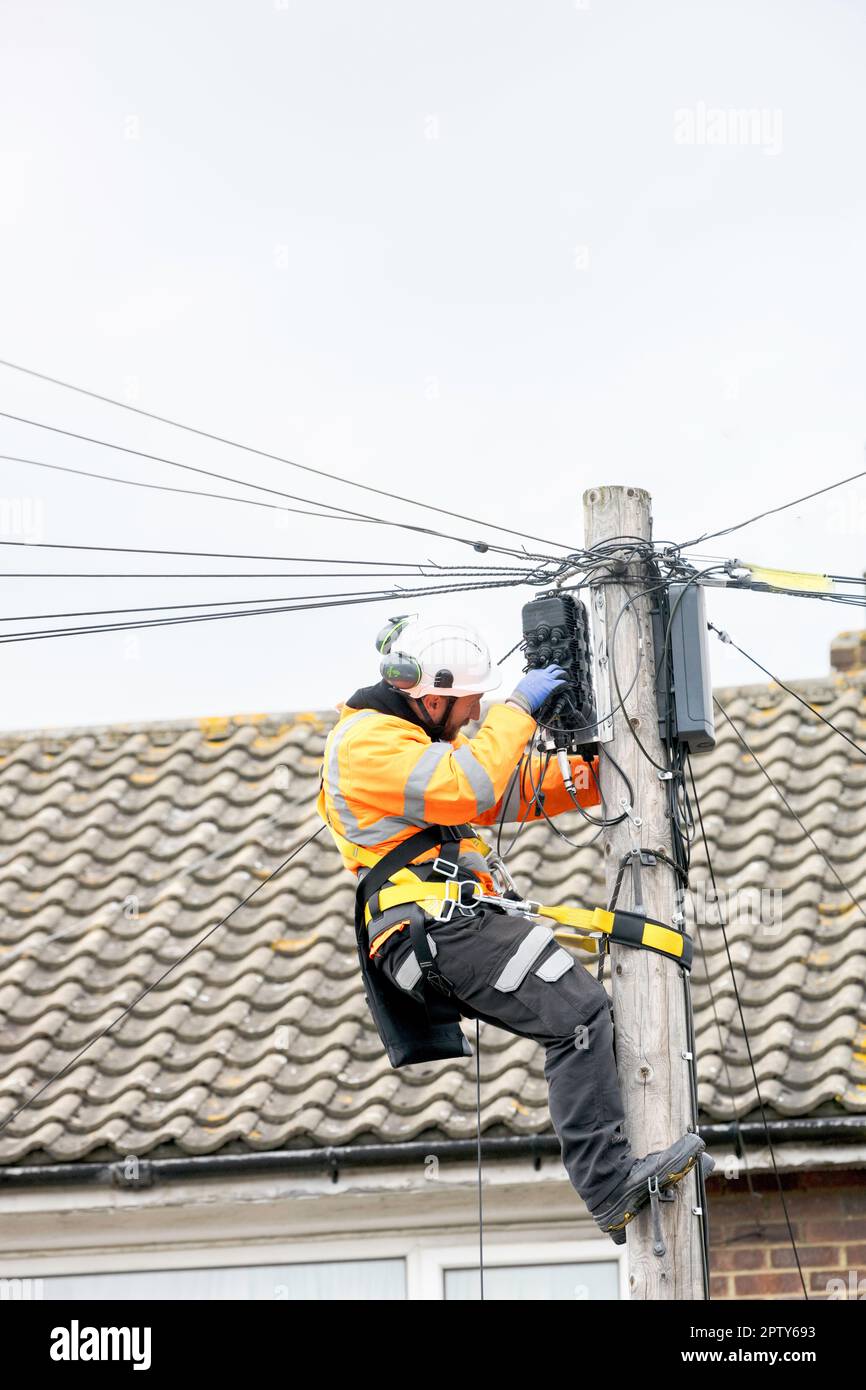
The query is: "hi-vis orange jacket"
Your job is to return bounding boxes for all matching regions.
[317,690,601,954]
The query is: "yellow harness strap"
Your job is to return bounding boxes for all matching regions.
[323,821,690,969]
[326,819,492,887]
[368,884,689,966]
[539,905,689,963]
[326,823,423,889]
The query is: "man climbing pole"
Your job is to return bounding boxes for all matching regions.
[317,615,711,1243]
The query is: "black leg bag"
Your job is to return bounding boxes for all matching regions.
[353,894,472,1068]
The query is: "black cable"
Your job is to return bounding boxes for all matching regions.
[0,576,529,646]
[713,696,866,920]
[654,651,710,1299]
[607,572,671,774]
[597,558,712,1294]
[687,758,808,1299]
[496,636,526,667]
[0,568,531,580]
[681,963,712,1300]
[708,622,866,762]
[705,698,859,1276]
[579,753,613,829]
[652,581,708,1297]
[608,564,729,776]
[534,601,642,744]
[1,452,545,560]
[0,536,540,571]
[0,581,531,624]
[711,573,866,610]
[655,565,729,707]
[496,758,524,858]
[682,760,764,1230]
[598,747,635,812]
[0,409,410,526]
[2,411,558,568]
[551,749,627,832]
[532,576,645,740]
[500,752,552,857]
[524,744,604,850]
[496,554,646,836]
[0,357,572,553]
[501,758,539,858]
[0,822,327,1136]
[678,467,866,550]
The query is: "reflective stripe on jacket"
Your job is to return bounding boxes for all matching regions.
[317,699,602,899]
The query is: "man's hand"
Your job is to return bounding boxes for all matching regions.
[507,664,568,716]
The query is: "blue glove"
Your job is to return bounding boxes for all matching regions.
[509,664,568,716]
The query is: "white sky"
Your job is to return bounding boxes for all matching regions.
[1,0,864,735]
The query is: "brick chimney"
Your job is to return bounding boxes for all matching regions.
[830,630,866,672]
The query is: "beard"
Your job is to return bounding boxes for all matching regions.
[443,708,473,741]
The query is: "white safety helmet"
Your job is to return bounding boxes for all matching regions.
[376,615,502,699]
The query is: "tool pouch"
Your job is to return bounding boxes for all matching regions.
[353,889,472,1069]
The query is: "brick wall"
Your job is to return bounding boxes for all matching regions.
[707,1167,866,1300]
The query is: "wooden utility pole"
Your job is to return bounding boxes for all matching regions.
[583,485,704,1300]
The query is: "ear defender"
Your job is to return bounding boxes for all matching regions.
[375,614,413,656]
[375,614,422,691]
[380,653,423,690]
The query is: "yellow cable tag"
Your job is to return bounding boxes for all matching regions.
[744,563,834,594]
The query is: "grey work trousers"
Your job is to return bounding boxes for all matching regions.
[371,904,637,1212]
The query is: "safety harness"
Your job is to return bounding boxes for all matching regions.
[327,819,692,966]
[324,815,693,1068]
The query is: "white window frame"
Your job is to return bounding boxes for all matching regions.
[23,1232,626,1302]
[409,1236,627,1300]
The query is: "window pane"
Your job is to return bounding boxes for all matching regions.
[39,1259,406,1301]
[444,1261,619,1300]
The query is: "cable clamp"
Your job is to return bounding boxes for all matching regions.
[619,800,644,859]
[657,769,673,781]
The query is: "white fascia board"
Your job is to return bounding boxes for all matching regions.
[0,1158,597,1273]
[704,1140,866,1177]
[1,1143,863,1276]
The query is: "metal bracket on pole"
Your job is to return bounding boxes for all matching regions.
[628,850,657,918]
[617,801,655,912]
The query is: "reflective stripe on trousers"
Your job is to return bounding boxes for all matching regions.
[372,906,635,1211]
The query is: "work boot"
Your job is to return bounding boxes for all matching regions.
[590,1134,713,1244]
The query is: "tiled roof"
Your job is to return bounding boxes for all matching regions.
[1,674,865,1166]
